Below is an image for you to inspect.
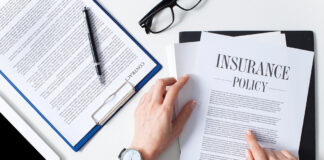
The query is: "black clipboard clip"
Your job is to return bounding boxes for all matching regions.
[91,80,135,126]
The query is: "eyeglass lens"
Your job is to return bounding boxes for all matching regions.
[149,0,201,33]
[150,7,174,33]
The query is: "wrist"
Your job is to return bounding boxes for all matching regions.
[130,142,157,160]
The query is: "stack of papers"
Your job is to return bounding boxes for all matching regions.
[167,32,314,160]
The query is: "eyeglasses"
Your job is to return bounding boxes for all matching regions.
[139,0,202,34]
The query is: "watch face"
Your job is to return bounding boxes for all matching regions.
[122,149,141,160]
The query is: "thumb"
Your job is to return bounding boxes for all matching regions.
[172,100,196,138]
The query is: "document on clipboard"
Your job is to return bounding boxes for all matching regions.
[0,0,161,151]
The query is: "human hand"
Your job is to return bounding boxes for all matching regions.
[130,75,196,160]
[245,130,297,160]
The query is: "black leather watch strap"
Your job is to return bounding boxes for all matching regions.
[118,148,126,159]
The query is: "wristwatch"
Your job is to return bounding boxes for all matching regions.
[118,148,142,160]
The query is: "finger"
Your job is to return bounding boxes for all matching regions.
[163,75,189,108]
[245,130,267,160]
[152,78,177,104]
[281,150,297,160]
[139,92,147,105]
[245,149,254,160]
[264,148,277,160]
[172,100,196,138]
[145,86,154,104]
[273,150,288,160]
[136,93,149,115]
[135,95,145,115]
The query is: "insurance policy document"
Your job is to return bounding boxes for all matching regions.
[179,33,313,160]
[0,0,156,146]
[166,32,286,116]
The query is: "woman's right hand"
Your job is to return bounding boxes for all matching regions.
[245,130,297,160]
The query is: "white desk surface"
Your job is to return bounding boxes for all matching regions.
[0,0,323,159]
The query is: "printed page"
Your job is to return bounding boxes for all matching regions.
[167,32,288,156]
[179,33,313,160]
[167,32,285,79]
[167,32,286,115]
[0,0,156,146]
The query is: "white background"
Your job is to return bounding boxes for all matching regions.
[0,0,322,159]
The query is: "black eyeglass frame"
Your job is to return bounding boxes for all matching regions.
[139,0,202,34]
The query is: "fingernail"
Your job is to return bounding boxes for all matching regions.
[246,130,252,136]
[245,150,250,159]
[190,100,196,109]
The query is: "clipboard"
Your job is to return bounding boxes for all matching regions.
[0,0,162,152]
[179,31,315,160]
